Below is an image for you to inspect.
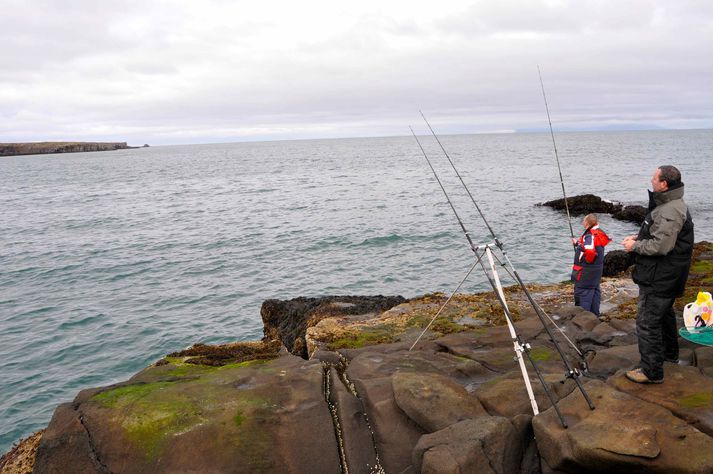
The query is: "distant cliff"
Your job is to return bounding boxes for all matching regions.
[0,142,137,157]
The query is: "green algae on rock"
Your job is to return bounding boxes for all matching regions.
[35,355,341,473]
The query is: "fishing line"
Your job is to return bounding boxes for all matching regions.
[408,257,481,352]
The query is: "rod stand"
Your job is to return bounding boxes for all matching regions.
[481,245,543,420]
[481,244,595,425]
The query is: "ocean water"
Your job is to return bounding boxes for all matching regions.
[1,130,711,452]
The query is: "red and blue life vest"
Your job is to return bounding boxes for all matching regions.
[571,225,611,288]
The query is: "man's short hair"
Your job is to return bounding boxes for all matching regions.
[658,165,682,188]
[584,214,598,227]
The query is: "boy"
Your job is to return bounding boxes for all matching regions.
[571,214,610,317]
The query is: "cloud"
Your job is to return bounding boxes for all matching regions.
[0,0,711,144]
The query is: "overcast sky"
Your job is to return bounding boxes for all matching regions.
[1,0,711,145]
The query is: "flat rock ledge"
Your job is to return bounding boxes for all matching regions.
[12,243,713,473]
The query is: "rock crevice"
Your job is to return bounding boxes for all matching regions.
[77,412,111,474]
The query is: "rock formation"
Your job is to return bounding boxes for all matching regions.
[602,249,635,277]
[9,242,713,473]
[0,142,136,157]
[540,194,620,215]
[261,295,406,359]
[539,194,647,224]
[611,204,648,224]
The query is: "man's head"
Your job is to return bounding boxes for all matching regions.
[583,213,598,229]
[651,165,682,193]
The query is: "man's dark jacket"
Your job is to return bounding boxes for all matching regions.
[632,183,694,297]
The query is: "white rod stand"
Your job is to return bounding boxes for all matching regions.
[485,246,539,416]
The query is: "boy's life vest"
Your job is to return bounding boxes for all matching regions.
[571,225,611,288]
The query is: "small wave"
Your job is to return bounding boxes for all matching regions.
[154,294,214,309]
[356,234,404,247]
[410,231,454,242]
[58,313,106,330]
[181,264,228,277]
[16,306,58,318]
[249,188,278,194]
[344,279,378,289]
[306,236,352,251]
[108,267,152,282]
[64,216,120,230]
[6,266,42,277]
[356,231,455,248]
[148,242,180,252]
[33,263,83,279]
[95,260,155,275]
[203,239,241,251]
[138,326,160,336]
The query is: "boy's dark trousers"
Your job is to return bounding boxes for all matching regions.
[574,285,601,317]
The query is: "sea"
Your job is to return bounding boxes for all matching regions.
[1,129,712,453]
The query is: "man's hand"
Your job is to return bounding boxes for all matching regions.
[622,235,637,252]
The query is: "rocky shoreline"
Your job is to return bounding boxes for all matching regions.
[2,242,713,473]
[0,142,144,157]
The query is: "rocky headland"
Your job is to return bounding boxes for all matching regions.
[0,142,141,157]
[3,242,713,474]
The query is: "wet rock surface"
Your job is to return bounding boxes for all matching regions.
[16,243,713,473]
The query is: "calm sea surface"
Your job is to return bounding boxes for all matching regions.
[1,130,712,451]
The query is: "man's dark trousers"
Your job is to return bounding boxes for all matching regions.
[636,287,679,380]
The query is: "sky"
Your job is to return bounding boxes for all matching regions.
[1,0,712,145]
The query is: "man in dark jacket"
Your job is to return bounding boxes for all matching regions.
[622,165,694,384]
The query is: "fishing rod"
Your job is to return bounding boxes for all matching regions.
[537,66,575,244]
[410,127,568,427]
[419,114,595,415]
